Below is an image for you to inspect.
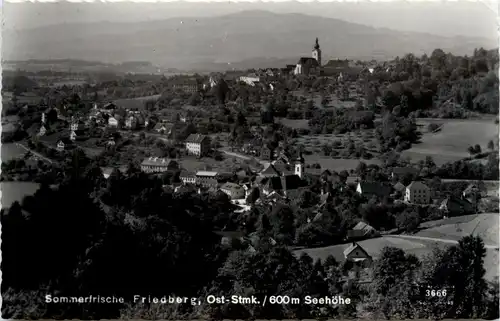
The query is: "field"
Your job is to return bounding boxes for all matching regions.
[276,118,310,130]
[0,182,41,208]
[403,118,499,165]
[114,95,161,110]
[296,213,499,281]
[303,155,381,172]
[289,129,381,171]
[417,213,499,245]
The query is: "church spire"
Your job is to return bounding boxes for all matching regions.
[314,37,320,50]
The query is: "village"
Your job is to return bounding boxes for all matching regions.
[1,30,499,319]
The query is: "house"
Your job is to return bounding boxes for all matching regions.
[108,117,118,127]
[260,145,274,161]
[347,222,380,240]
[356,182,392,199]
[463,184,481,210]
[70,130,77,141]
[185,134,211,157]
[393,182,406,193]
[70,120,86,132]
[171,77,202,93]
[404,181,431,204]
[439,196,475,216]
[179,170,196,184]
[220,182,245,200]
[103,102,117,110]
[153,123,173,135]
[56,138,74,151]
[38,125,48,136]
[140,157,179,173]
[294,38,322,76]
[391,167,419,178]
[343,242,372,265]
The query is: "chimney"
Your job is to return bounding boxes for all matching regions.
[352,242,356,247]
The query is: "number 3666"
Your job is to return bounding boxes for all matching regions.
[426,289,447,297]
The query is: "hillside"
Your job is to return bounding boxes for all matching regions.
[3,10,495,71]
[295,214,499,281]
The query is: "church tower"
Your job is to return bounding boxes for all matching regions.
[294,152,305,179]
[312,37,322,66]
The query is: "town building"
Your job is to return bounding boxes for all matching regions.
[179,170,197,185]
[185,134,211,157]
[140,157,179,173]
[220,182,246,200]
[404,181,431,204]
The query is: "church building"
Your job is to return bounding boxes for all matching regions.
[294,38,322,76]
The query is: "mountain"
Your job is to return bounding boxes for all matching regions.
[3,10,495,71]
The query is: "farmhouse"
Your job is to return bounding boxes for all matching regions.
[140,157,179,173]
[463,184,481,210]
[404,181,431,204]
[185,134,211,157]
[439,195,475,216]
[343,242,372,265]
[347,222,380,240]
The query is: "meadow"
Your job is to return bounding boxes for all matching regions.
[403,118,499,165]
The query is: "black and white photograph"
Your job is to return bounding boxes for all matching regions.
[1,0,499,319]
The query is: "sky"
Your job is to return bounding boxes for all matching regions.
[3,1,498,40]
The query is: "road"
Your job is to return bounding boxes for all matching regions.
[389,234,499,250]
[15,143,54,164]
[218,148,269,165]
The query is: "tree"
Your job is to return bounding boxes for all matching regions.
[474,144,482,154]
[270,204,295,245]
[487,140,495,151]
[421,235,488,318]
[395,211,420,233]
[467,145,476,156]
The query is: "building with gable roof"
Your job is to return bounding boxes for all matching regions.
[140,157,179,173]
[343,242,372,265]
[185,134,211,157]
[347,222,380,240]
[404,181,431,204]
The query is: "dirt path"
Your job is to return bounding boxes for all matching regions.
[389,234,499,249]
[15,143,54,164]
